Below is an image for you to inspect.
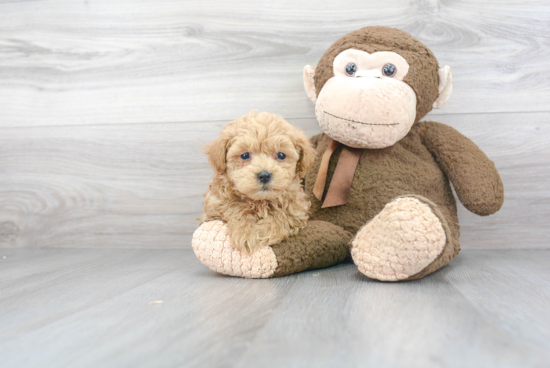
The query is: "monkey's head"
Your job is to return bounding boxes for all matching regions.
[303,26,452,149]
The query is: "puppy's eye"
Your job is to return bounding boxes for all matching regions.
[382,63,397,77]
[240,152,250,160]
[276,152,286,160]
[345,63,357,77]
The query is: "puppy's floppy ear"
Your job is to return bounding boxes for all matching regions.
[293,129,316,178]
[204,125,234,175]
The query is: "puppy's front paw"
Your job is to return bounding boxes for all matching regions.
[191,221,278,278]
[230,225,263,253]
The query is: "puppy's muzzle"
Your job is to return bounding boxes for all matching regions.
[257,171,272,184]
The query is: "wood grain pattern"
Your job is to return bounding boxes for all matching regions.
[1,3,548,366]
[0,0,549,127]
[1,112,548,249]
[0,248,548,367]
[1,0,549,250]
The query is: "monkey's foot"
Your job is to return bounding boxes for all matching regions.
[192,221,278,279]
[351,196,447,281]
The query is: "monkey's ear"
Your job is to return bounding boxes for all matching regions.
[303,65,317,103]
[433,66,452,109]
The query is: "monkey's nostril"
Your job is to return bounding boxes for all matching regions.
[257,171,272,184]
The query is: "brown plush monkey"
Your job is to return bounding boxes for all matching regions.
[192,26,504,281]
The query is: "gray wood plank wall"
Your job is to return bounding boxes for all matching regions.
[1,0,549,249]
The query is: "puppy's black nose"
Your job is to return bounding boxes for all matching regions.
[257,171,272,184]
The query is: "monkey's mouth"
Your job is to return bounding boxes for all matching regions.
[323,111,399,126]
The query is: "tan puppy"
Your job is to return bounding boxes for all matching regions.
[200,111,316,253]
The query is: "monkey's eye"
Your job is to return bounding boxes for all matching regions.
[240,152,250,160]
[345,63,357,77]
[382,63,397,77]
[276,152,286,160]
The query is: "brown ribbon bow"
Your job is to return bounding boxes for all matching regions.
[313,140,363,208]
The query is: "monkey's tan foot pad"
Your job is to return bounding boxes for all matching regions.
[191,221,278,279]
[351,197,446,282]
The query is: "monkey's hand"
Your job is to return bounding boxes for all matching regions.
[419,121,504,216]
[192,221,278,278]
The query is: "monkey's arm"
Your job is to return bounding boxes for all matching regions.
[418,121,504,216]
[192,220,351,278]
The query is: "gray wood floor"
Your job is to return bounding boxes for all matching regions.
[1,249,549,368]
[1,0,549,250]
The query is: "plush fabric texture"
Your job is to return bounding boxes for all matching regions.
[271,220,352,277]
[303,65,317,103]
[332,50,410,81]
[351,196,447,281]
[192,220,278,278]
[299,120,503,279]
[192,27,503,281]
[317,143,363,208]
[433,66,452,109]
[314,26,439,124]
[193,119,502,280]
[418,122,504,215]
[192,220,351,278]
[315,76,418,148]
[313,139,340,200]
[402,194,460,280]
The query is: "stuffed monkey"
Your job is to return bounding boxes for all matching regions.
[192,26,504,281]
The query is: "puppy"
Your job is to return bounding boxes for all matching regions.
[200,111,316,253]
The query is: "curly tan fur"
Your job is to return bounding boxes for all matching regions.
[200,111,316,253]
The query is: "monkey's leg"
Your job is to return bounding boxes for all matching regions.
[192,220,352,278]
[350,195,460,281]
